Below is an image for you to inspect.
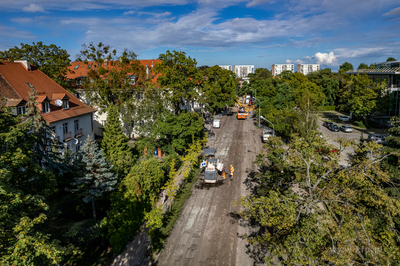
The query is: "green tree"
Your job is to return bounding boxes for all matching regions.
[155,111,204,155]
[340,73,389,124]
[307,69,340,106]
[238,132,400,265]
[339,61,354,73]
[67,135,117,220]
[154,50,203,114]
[102,104,133,178]
[105,158,164,252]
[0,104,78,265]
[0,42,70,81]
[203,65,237,114]
[387,57,397,61]
[357,62,369,69]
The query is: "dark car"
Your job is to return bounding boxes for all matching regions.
[367,134,387,145]
[323,121,333,128]
[328,124,339,132]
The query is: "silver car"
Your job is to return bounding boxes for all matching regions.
[340,125,353,133]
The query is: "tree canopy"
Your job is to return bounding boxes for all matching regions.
[339,61,354,72]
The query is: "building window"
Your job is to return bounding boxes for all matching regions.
[42,102,50,113]
[63,123,68,135]
[17,105,26,115]
[51,126,56,135]
[75,93,80,99]
[130,120,134,128]
[74,65,79,70]
[74,120,79,131]
[63,99,69,110]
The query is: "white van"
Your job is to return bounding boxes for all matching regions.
[213,119,221,128]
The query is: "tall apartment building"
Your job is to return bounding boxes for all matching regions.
[272,64,294,76]
[218,65,232,71]
[297,64,320,75]
[233,65,254,78]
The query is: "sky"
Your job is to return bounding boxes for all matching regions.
[0,0,400,71]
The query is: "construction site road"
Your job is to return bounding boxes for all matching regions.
[155,113,264,266]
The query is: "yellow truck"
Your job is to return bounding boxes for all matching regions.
[237,107,249,120]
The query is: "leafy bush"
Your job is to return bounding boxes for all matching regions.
[151,167,200,253]
[354,121,367,128]
[321,105,335,111]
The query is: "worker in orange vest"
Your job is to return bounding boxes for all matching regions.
[230,165,234,180]
[222,166,226,180]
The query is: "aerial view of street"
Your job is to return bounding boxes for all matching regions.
[156,114,263,266]
[1,1,400,265]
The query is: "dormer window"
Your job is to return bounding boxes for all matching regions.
[74,65,79,70]
[17,105,26,115]
[42,102,50,113]
[63,99,69,110]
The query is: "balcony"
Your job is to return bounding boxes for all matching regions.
[75,128,84,138]
[64,132,73,142]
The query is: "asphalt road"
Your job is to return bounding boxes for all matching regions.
[155,114,264,266]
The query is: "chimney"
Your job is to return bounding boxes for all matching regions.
[15,60,31,71]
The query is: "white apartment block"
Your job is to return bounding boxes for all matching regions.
[272,64,294,76]
[233,65,255,78]
[297,64,320,75]
[218,65,232,71]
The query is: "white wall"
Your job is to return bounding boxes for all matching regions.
[50,113,93,152]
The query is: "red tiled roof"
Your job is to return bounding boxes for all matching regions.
[36,95,50,103]
[66,59,162,82]
[51,93,68,100]
[0,61,96,123]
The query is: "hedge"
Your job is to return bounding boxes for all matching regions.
[321,106,336,111]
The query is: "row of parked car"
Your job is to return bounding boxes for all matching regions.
[323,121,387,145]
[322,121,353,133]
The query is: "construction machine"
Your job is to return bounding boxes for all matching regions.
[237,107,249,120]
[201,148,223,184]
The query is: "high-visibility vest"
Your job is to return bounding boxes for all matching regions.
[230,167,234,173]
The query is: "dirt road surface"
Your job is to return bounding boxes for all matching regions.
[155,114,264,266]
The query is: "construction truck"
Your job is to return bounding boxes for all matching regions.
[201,148,223,184]
[237,107,249,120]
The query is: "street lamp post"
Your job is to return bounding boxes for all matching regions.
[254,98,261,128]
[260,116,275,136]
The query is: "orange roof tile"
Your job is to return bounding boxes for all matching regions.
[51,93,68,100]
[0,61,96,123]
[66,59,162,82]
[36,95,50,103]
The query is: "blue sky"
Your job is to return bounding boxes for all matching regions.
[1,0,400,71]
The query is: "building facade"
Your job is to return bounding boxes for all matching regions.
[272,64,294,76]
[233,65,254,78]
[218,65,232,71]
[346,68,400,125]
[297,64,320,75]
[0,60,96,151]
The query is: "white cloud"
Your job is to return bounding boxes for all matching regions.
[383,6,400,16]
[286,59,304,64]
[22,3,44,12]
[313,52,338,66]
[246,0,271,7]
[11,17,33,23]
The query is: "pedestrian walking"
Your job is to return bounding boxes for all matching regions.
[230,165,234,180]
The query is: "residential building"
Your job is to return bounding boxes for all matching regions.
[65,59,161,138]
[345,67,400,125]
[272,64,294,76]
[218,65,232,71]
[239,77,250,88]
[0,60,96,151]
[233,65,254,78]
[297,64,320,75]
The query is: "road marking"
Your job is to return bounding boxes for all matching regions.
[217,147,229,156]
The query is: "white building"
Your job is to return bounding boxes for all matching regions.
[272,64,294,76]
[218,65,232,71]
[0,60,96,152]
[233,65,254,78]
[297,64,320,75]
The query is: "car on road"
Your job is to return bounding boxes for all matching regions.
[338,115,350,122]
[367,134,387,145]
[262,128,273,143]
[340,125,353,133]
[213,119,221,128]
[323,121,333,128]
[328,124,339,132]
